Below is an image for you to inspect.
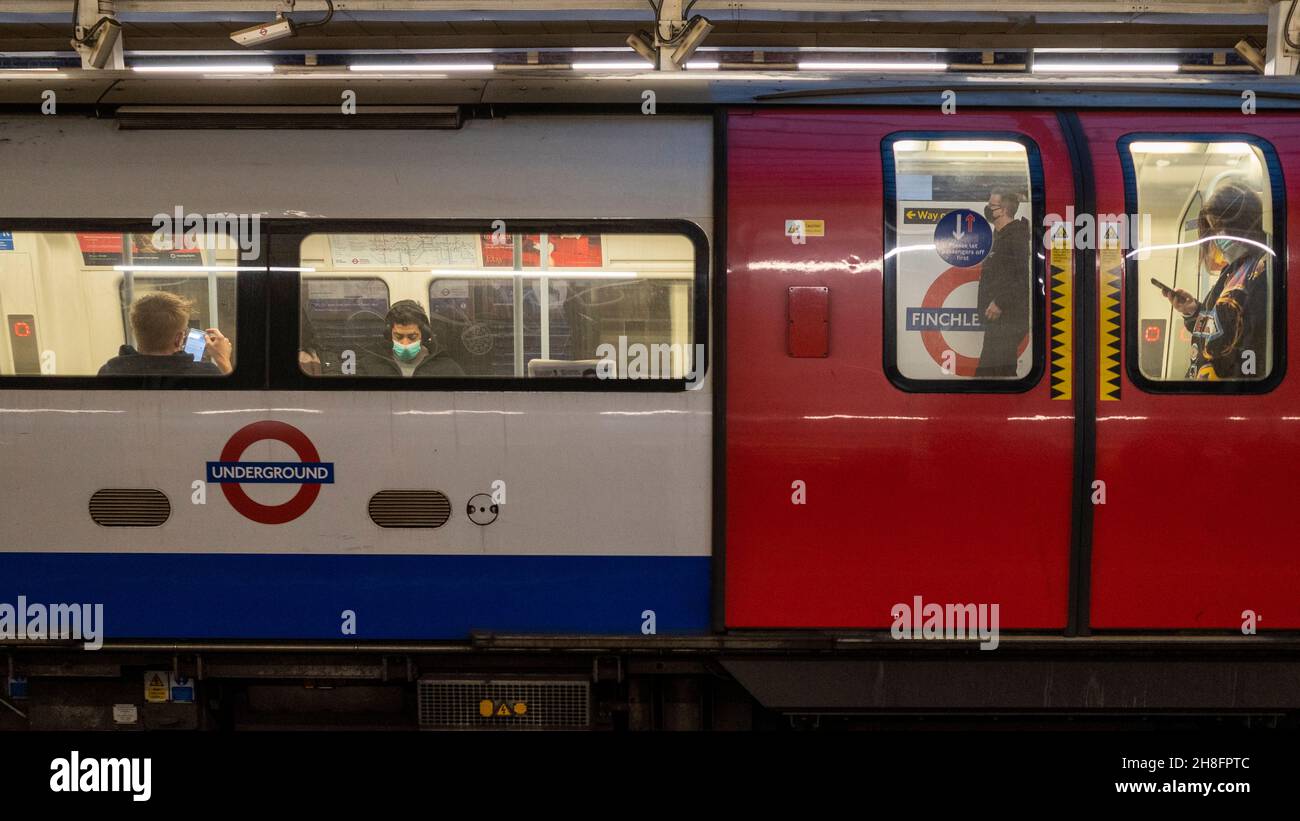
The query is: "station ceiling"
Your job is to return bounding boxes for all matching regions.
[0,1,1275,52]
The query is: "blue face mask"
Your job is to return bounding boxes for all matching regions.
[393,341,422,361]
[1213,236,1252,263]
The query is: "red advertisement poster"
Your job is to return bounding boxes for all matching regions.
[478,234,602,268]
[76,233,204,266]
[549,234,603,267]
[479,234,541,267]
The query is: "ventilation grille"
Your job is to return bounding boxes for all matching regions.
[89,489,171,527]
[368,490,452,528]
[418,679,591,730]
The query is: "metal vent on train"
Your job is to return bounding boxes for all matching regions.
[368,490,452,528]
[418,679,591,730]
[88,489,171,527]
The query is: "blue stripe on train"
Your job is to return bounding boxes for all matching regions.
[0,553,710,639]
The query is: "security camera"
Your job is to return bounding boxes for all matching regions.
[626,31,657,65]
[87,19,121,69]
[230,18,296,47]
[1234,39,1266,74]
[670,16,714,68]
[229,1,334,47]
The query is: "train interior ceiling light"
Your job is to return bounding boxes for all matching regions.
[229,0,335,48]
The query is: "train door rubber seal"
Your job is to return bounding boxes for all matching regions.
[1057,111,1096,637]
[711,108,729,633]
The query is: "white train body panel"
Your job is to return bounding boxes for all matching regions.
[0,115,714,637]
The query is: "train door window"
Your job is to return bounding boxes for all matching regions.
[0,231,237,377]
[297,231,702,383]
[883,136,1044,391]
[1121,138,1284,391]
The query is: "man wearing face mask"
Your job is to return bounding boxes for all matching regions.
[357,299,464,377]
[1161,182,1270,381]
[974,188,1032,377]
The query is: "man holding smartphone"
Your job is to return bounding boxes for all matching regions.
[98,292,233,376]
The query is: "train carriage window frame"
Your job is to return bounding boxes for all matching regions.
[1118,133,1287,395]
[268,219,710,392]
[0,219,266,390]
[881,132,1048,394]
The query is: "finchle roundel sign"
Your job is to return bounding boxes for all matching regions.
[206,421,334,525]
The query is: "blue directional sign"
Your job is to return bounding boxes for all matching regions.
[933,209,993,267]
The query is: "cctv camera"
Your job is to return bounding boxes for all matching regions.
[230,18,296,47]
[1234,39,1266,74]
[626,31,657,65]
[671,16,714,68]
[88,19,121,69]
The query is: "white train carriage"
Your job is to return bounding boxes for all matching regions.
[0,113,714,639]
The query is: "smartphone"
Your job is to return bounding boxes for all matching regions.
[1150,277,1175,295]
[183,328,207,362]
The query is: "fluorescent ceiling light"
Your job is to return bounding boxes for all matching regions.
[116,265,248,272]
[349,63,495,72]
[431,269,637,279]
[1130,141,1203,154]
[686,61,720,70]
[797,61,948,71]
[936,140,1025,153]
[132,64,274,74]
[0,70,67,78]
[115,265,317,272]
[570,61,653,70]
[1032,62,1180,73]
[1208,142,1254,154]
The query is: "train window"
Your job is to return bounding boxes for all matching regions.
[883,137,1044,391]
[0,231,238,377]
[297,231,701,382]
[1121,137,1284,391]
[298,277,390,376]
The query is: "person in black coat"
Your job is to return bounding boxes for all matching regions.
[975,188,1032,378]
[356,299,465,377]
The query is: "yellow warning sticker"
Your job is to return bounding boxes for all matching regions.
[144,672,169,703]
[785,219,825,239]
[479,699,494,718]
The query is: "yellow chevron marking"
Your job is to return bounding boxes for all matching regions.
[1098,247,1124,401]
[1049,242,1072,401]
